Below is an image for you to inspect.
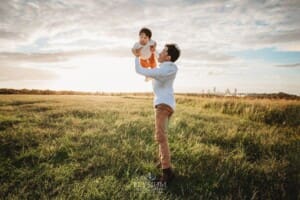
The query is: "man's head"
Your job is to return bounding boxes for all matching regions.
[158,44,180,63]
[139,27,152,45]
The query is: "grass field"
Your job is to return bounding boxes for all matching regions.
[0,94,299,199]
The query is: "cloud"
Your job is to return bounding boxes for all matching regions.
[1,0,300,53]
[0,30,26,40]
[182,49,237,63]
[275,63,300,68]
[0,52,73,63]
[0,66,58,81]
[1,0,299,58]
[0,47,131,65]
[208,69,224,76]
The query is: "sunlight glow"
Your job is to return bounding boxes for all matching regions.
[49,55,153,92]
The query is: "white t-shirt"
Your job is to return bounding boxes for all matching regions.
[132,39,156,60]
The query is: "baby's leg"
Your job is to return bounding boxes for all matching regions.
[139,58,152,81]
[149,53,157,68]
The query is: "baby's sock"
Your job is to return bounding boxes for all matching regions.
[145,76,151,82]
[144,67,152,82]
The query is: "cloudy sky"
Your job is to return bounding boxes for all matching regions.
[0,0,300,94]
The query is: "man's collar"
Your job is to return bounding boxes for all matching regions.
[159,61,173,66]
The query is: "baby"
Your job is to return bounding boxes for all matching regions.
[132,27,157,81]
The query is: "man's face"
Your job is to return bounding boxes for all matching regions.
[139,33,150,45]
[158,47,170,63]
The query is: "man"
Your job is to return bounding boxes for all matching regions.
[133,44,180,184]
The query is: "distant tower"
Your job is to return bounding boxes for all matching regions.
[234,88,237,96]
[213,87,216,94]
[225,88,231,95]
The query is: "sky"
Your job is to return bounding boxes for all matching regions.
[0,0,300,95]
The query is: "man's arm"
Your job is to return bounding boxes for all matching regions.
[135,57,176,80]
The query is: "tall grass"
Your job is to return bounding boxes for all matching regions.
[0,95,299,199]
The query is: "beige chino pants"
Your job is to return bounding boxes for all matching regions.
[154,103,174,169]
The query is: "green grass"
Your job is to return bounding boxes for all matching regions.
[0,95,299,199]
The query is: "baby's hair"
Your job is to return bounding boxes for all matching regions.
[139,27,152,39]
[165,44,180,62]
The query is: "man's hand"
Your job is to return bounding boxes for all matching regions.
[150,42,156,53]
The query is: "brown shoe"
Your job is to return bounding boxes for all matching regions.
[153,168,175,184]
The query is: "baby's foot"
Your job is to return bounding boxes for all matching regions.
[145,77,152,82]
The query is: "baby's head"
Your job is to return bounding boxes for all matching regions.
[139,27,152,45]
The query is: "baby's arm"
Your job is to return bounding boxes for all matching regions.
[132,42,142,57]
[132,46,143,57]
[131,48,139,57]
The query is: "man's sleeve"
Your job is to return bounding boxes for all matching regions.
[135,57,176,81]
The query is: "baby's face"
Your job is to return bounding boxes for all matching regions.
[139,32,150,45]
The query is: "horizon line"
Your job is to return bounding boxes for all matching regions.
[0,88,299,97]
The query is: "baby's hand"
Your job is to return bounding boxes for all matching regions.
[135,47,143,57]
[131,47,142,57]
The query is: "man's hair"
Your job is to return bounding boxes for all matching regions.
[165,44,180,62]
[139,27,152,39]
